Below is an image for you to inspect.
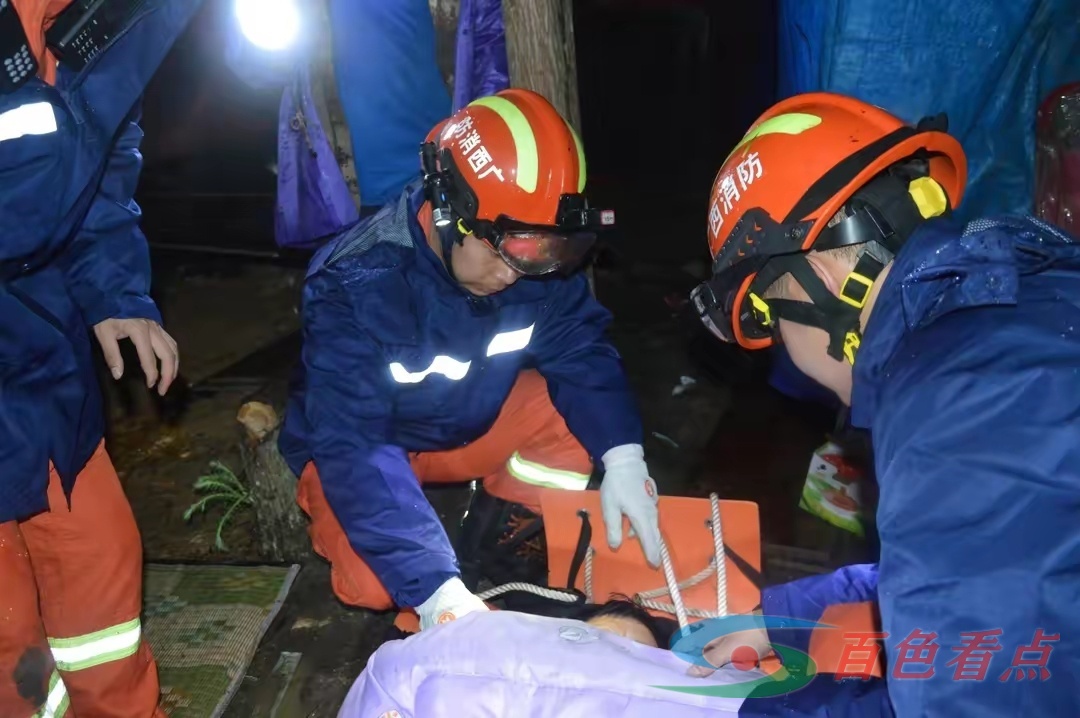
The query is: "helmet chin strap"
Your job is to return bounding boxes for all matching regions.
[747,168,940,363]
[754,249,886,364]
[433,213,467,282]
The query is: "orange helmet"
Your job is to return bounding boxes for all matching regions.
[691,92,967,362]
[420,88,614,275]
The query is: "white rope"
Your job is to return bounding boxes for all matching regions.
[635,559,715,600]
[710,493,728,618]
[584,546,595,602]
[634,599,726,620]
[633,493,727,630]
[477,581,579,603]
[658,540,690,629]
[477,493,730,630]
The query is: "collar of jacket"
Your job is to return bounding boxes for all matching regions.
[850,215,1045,428]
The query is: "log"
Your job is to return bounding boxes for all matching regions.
[237,402,311,562]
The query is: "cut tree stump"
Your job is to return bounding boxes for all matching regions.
[237,402,311,562]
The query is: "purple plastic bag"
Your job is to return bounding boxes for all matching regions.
[275,66,360,249]
[452,0,510,112]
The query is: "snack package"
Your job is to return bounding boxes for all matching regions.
[799,441,864,536]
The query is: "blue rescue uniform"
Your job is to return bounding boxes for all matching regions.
[852,215,1080,715]
[281,183,642,607]
[0,0,205,523]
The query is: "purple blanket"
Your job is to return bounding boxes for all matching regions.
[338,611,751,716]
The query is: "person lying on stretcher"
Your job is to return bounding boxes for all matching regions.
[573,595,677,647]
[555,563,883,679]
[337,564,892,717]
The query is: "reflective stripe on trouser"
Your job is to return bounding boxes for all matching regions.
[49,618,142,672]
[411,370,593,512]
[299,370,593,610]
[0,442,165,718]
[21,620,144,718]
[505,452,590,491]
[31,671,69,718]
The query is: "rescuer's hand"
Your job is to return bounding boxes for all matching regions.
[600,444,662,567]
[687,610,773,677]
[93,317,179,396]
[416,577,490,630]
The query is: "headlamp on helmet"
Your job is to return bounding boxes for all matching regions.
[420,139,615,276]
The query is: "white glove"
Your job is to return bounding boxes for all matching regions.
[600,444,661,566]
[416,577,489,630]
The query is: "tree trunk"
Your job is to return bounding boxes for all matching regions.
[428,0,460,92]
[502,0,581,132]
[237,402,310,562]
[502,0,595,294]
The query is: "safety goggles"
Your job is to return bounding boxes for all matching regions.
[477,195,615,276]
[691,255,779,347]
[692,205,816,348]
[487,220,599,275]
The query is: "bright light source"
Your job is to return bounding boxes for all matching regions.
[235,0,300,51]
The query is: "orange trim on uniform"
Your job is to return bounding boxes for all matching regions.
[299,371,592,610]
[11,0,71,86]
[410,370,592,513]
[297,462,397,611]
[808,601,886,679]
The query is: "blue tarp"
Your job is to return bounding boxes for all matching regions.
[770,0,1080,406]
[777,0,1080,221]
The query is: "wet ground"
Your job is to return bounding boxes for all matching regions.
[107,231,872,715]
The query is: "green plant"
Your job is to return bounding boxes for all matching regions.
[183,461,253,551]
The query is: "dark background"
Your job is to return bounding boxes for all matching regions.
[134,0,779,267]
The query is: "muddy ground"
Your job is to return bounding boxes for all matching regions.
[105,249,870,715]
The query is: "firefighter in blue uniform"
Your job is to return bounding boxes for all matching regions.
[693,92,1080,714]
[0,1,198,714]
[281,88,664,630]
